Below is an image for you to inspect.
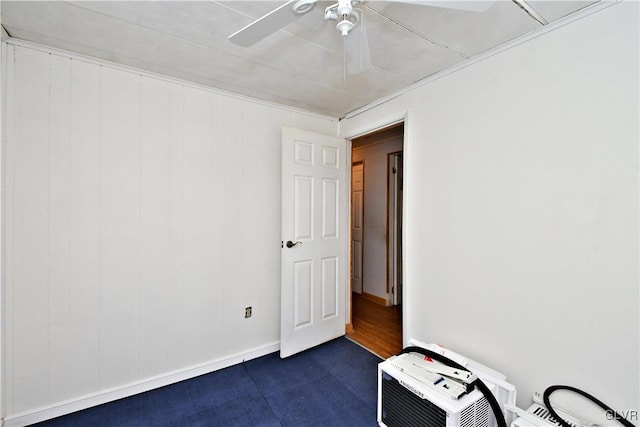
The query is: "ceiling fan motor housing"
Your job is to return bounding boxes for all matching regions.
[337,0,352,16]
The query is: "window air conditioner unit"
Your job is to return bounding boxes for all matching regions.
[378,339,516,427]
[510,402,581,427]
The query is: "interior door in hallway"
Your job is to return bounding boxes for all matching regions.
[351,162,364,295]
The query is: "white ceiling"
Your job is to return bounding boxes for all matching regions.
[1,0,598,117]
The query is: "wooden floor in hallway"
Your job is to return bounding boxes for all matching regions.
[346,292,402,359]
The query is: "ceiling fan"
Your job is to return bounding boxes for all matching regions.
[228,0,492,76]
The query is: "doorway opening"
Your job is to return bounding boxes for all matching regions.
[346,123,403,359]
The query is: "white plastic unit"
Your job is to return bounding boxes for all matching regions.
[378,359,490,427]
[378,340,517,427]
[510,402,581,427]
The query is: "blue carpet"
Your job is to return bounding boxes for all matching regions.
[33,337,382,426]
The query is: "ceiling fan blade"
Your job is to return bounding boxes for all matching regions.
[229,0,302,47]
[382,0,493,12]
[345,9,371,75]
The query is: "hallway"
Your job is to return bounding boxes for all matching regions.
[346,293,402,359]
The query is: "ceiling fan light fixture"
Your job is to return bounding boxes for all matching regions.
[336,7,360,36]
[336,17,355,36]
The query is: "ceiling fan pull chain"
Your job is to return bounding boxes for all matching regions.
[358,8,365,70]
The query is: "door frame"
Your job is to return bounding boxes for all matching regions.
[343,111,409,347]
[387,151,402,306]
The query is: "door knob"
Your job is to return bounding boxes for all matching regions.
[286,240,302,248]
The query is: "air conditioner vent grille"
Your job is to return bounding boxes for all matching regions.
[476,397,490,427]
[381,372,446,427]
[459,396,490,427]
[531,406,578,427]
[460,403,475,427]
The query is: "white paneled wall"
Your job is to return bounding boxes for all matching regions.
[3,42,338,419]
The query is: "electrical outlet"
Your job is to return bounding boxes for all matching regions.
[245,307,252,318]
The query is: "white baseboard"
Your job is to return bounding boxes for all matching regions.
[2,341,280,427]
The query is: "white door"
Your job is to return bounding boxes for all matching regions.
[281,126,347,358]
[351,162,364,294]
